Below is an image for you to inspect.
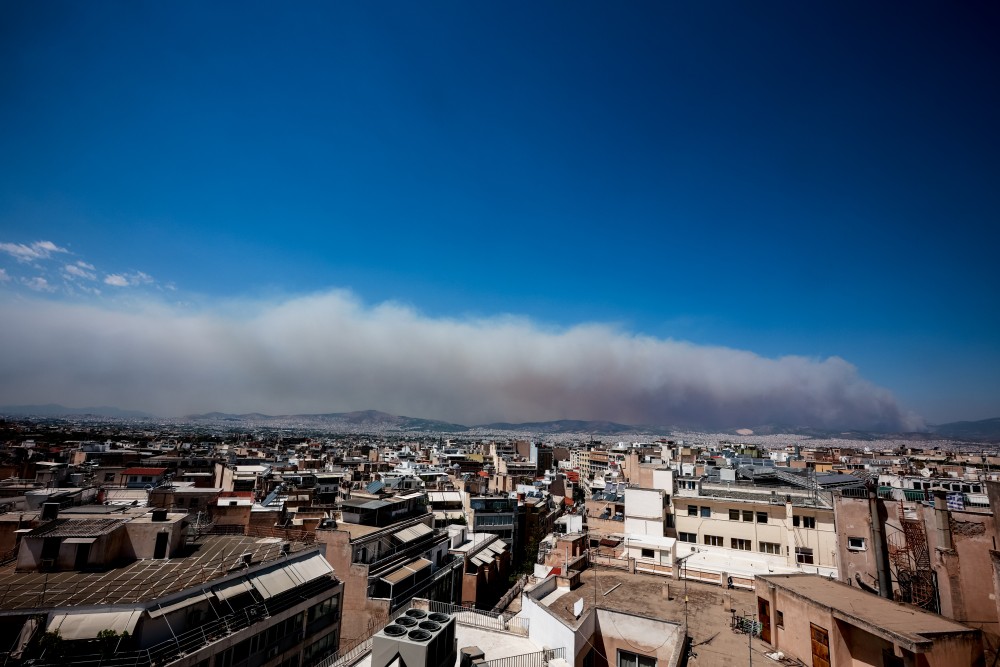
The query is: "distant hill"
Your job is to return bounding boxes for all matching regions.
[929,417,1000,441]
[475,419,657,435]
[15,403,997,441]
[0,403,154,419]
[183,409,468,433]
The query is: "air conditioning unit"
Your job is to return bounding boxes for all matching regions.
[39,558,56,571]
[267,647,280,659]
[372,609,455,667]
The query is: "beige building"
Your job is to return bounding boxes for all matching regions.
[672,483,838,581]
[757,574,984,667]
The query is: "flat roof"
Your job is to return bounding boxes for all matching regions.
[0,534,318,611]
[760,574,977,647]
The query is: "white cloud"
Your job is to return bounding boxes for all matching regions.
[0,290,924,431]
[103,271,155,288]
[64,263,97,280]
[104,274,130,287]
[0,268,8,282]
[22,277,55,292]
[0,240,68,263]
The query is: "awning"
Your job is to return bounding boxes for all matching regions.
[64,537,97,545]
[11,617,40,658]
[381,558,432,585]
[483,541,507,554]
[213,578,253,601]
[392,523,433,544]
[249,566,298,599]
[148,592,211,618]
[48,610,142,640]
[471,552,494,566]
[287,553,334,585]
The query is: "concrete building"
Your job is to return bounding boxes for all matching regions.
[448,529,512,610]
[0,513,343,667]
[834,486,1000,661]
[673,481,838,586]
[757,574,984,667]
[316,499,461,649]
[466,496,518,546]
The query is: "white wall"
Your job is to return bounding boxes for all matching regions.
[624,488,664,520]
[623,517,664,537]
[521,579,581,658]
[651,469,673,493]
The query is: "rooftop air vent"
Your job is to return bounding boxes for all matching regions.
[405,609,428,619]
[384,625,407,637]
[408,629,432,642]
[396,616,417,627]
[419,621,442,632]
[427,612,450,623]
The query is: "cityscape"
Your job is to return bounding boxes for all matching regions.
[1,3,998,667]
[0,410,997,667]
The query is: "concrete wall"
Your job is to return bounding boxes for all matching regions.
[674,497,837,569]
[593,609,684,667]
[832,495,880,589]
[522,578,583,661]
[762,585,985,667]
[926,505,999,647]
[624,488,666,520]
[123,516,186,559]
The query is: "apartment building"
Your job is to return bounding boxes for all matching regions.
[317,493,461,648]
[673,481,838,584]
[0,509,343,667]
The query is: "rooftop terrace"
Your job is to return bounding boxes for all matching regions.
[0,534,316,610]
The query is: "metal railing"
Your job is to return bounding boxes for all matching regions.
[427,600,529,636]
[317,604,410,667]
[491,574,528,613]
[26,576,338,667]
[480,648,565,667]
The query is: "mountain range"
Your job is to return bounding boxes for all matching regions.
[2,404,1000,440]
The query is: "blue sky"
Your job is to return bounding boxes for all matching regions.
[0,3,997,427]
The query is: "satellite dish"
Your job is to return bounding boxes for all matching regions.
[573,598,584,618]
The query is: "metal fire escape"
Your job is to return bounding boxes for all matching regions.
[886,500,937,612]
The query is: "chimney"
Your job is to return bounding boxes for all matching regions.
[41,503,59,521]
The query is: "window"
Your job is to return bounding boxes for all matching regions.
[759,542,781,554]
[704,535,723,547]
[848,536,866,551]
[742,510,753,522]
[700,506,711,518]
[618,650,656,667]
[731,538,751,551]
[776,610,784,628]
[678,532,697,543]
[687,505,697,516]
[793,515,815,528]
[641,548,654,559]
[795,547,814,564]
[729,509,740,520]
[756,512,768,524]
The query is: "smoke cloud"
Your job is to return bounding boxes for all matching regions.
[0,290,923,431]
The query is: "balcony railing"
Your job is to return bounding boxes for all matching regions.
[21,576,338,667]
